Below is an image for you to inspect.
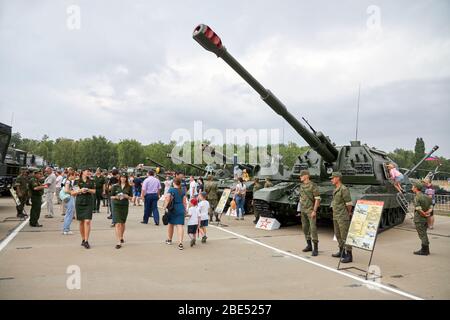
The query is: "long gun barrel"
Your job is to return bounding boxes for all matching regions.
[404,145,439,177]
[193,24,339,163]
[146,157,166,169]
[168,153,208,173]
[201,143,254,172]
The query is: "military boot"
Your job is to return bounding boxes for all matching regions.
[302,240,312,252]
[332,247,343,258]
[312,240,319,256]
[414,245,430,256]
[341,250,353,263]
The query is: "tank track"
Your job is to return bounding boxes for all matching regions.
[254,199,406,230]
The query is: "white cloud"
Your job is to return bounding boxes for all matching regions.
[1,0,449,157]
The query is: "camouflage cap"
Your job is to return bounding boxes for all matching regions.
[413,181,424,190]
[300,170,310,177]
[120,172,128,177]
[331,172,342,178]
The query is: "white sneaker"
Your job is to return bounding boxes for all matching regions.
[63,231,73,235]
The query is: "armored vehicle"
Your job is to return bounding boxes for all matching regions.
[193,24,439,229]
[0,124,27,195]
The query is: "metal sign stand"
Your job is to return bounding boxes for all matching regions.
[3,188,27,222]
[214,189,232,227]
[337,201,384,281]
[215,201,229,227]
[337,232,382,281]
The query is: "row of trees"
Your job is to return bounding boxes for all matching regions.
[10,133,449,179]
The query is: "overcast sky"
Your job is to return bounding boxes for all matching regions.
[0,0,449,157]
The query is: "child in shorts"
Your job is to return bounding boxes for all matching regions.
[198,192,210,243]
[387,163,405,193]
[187,197,200,247]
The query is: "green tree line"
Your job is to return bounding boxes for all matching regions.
[9,133,449,179]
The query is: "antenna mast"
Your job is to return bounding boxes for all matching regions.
[355,84,361,141]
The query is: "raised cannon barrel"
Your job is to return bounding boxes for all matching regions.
[193,24,339,163]
[404,145,439,178]
[167,153,208,173]
[201,143,254,172]
[146,157,166,169]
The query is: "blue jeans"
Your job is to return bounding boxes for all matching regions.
[63,197,75,232]
[235,195,245,218]
[144,193,159,224]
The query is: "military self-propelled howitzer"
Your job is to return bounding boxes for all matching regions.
[193,24,439,229]
[202,143,292,213]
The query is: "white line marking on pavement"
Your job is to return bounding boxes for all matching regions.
[212,225,423,300]
[0,217,29,253]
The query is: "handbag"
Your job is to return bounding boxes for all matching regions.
[162,193,174,226]
[59,188,71,202]
[167,193,174,211]
[162,211,170,225]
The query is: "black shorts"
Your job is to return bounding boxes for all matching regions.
[187,225,198,234]
[200,220,209,227]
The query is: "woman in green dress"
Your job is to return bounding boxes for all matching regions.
[72,168,96,249]
[111,172,133,249]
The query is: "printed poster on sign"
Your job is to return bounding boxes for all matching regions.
[215,188,231,214]
[10,187,21,206]
[345,200,384,251]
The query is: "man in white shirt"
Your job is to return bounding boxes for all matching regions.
[189,176,198,200]
[44,167,57,218]
[55,171,63,204]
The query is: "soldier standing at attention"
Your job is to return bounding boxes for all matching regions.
[264,178,273,188]
[299,170,321,256]
[412,181,432,255]
[14,168,29,219]
[29,170,47,227]
[205,175,219,222]
[252,177,263,224]
[330,172,354,263]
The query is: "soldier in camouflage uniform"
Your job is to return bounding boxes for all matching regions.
[28,170,47,227]
[412,181,432,256]
[299,170,321,256]
[252,178,263,224]
[14,168,29,218]
[205,175,219,222]
[330,172,354,263]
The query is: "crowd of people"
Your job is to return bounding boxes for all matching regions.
[12,166,241,251]
[13,163,437,256]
